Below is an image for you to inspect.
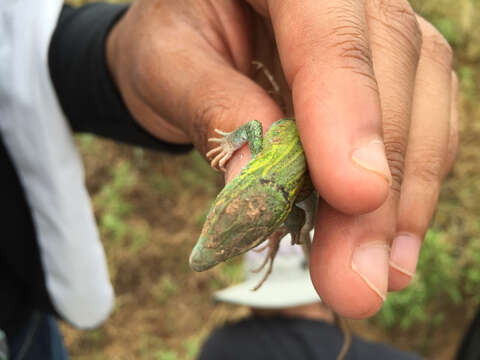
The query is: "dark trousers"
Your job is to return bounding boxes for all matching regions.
[7,312,68,360]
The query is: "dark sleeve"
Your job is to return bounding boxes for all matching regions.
[48,3,192,153]
[456,308,480,360]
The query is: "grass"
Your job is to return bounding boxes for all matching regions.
[152,275,179,305]
[376,230,462,330]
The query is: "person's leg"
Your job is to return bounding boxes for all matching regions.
[0,329,7,360]
[8,312,69,360]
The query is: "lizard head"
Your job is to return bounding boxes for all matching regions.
[189,239,220,272]
[189,225,271,272]
[189,172,289,272]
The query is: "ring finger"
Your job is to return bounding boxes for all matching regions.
[389,17,455,290]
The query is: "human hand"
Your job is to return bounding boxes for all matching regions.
[106,0,458,318]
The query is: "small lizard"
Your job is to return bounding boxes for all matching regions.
[189,118,316,287]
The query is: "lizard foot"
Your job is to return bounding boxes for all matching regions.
[251,228,286,291]
[206,129,235,172]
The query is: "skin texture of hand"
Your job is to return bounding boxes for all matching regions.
[106,0,458,318]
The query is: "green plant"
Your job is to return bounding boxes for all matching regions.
[432,16,461,44]
[152,275,179,304]
[180,151,220,194]
[459,66,477,99]
[221,260,244,284]
[151,174,174,195]
[129,224,150,253]
[183,336,201,360]
[376,229,461,329]
[94,161,136,242]
[75,134,98,153]
[153,350,178,360]
[462,237,480,303]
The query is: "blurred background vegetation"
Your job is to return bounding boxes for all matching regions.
[61,0,480,359]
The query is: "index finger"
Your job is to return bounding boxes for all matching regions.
[264,0,392,214]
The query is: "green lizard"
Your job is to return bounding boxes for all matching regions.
[189,118,317,286]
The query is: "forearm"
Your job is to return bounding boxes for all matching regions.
[48,3,192,153]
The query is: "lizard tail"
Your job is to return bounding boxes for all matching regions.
[335,313,352,360]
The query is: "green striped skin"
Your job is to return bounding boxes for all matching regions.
[189,119,309,271]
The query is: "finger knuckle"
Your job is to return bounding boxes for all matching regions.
[385,140,407,194]
[327,10,371,65]
[286,1,378,90]
[298,2,373,78]
[383,117,410,193]
[418,17,453,70]
[334,32,373,70]
[325,21,378,88]
[368,0,422,60]
[408,146,445,186]
[191,88,233,150]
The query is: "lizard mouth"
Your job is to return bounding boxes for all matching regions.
[189,238,220,272]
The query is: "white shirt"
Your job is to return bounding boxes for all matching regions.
[0,0,113,328]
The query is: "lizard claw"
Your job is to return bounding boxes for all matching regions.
[251,227,286,291]
[209,149,233,172]
[206,129,235,172]
[214,128,231,136]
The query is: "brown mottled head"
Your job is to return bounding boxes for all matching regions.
[189,184,289,272]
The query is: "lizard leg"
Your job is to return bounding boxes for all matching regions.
[249,194,316,290]
[206,120,263,172]
[251,227,287,291]
[284,205,306,246]
[251,198,313,291]
[285,191,317,259]
[295,191,317,246]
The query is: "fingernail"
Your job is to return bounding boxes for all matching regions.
[352,241,390,300]
[352,139,392,184]
[390,233,421,277]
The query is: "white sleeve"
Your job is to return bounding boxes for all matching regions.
[0,0,114,328]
